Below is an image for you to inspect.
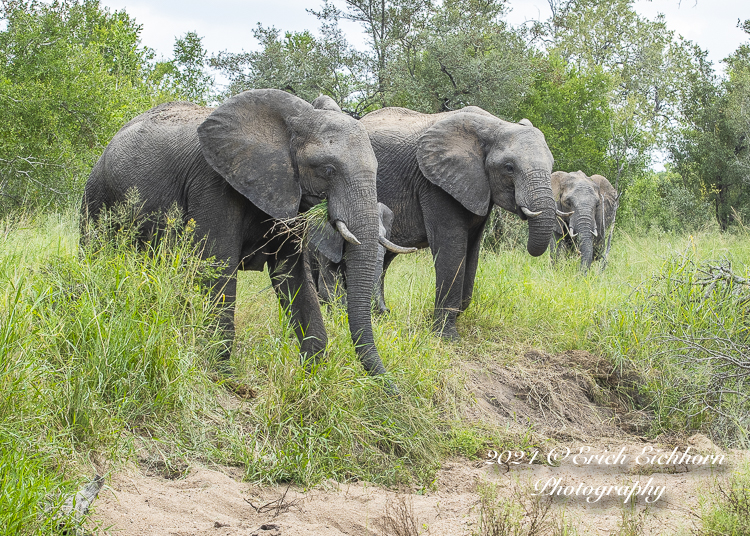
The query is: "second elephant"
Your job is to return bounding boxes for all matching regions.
[361,106,558,339]
[550,170,617,270]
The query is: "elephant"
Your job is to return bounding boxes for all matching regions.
[310,201,415,311]
[306,95,415,311]
[549,170,618,271]
[81,88,392,378]
[360,106,558,339]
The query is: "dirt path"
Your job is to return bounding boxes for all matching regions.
[92,436,745,536]
[91,351,748,535]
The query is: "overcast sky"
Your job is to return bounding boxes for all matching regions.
[101,0,748,71]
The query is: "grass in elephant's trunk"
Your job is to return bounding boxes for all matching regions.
[267,200,329,251]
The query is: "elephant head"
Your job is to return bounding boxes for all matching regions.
[551,170,617,270]
[416,112,556,256]
[196,89,387,375]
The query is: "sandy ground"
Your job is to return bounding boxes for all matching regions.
[89,351,749,535]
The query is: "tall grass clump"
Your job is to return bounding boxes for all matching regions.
[697,463,750,536]
[603,248,750,446]
[228,257,453,485]
[0,204,232,530]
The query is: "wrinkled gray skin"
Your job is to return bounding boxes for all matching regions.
[361,107,557,338]
[312,202,404,312]
[550,170,617,271]
[82,89,389,376]
[308,96,415,312]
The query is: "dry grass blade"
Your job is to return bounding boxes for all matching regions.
[245,484,302,517]
[379,494,420,536]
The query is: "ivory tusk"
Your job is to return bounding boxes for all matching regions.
[521,206,542,218]
[570,228,578,237]
[379,236,417,254]
[335,220,361,245]
[556,208,574,217]
[592,229,598,237]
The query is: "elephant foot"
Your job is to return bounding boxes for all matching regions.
[301,353,325,374]
[433,322,460,340]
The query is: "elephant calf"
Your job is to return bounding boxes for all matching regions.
[310,202,415,311]
[82,89,392,377]
[550,170,618,270]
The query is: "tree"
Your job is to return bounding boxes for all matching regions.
[393,0,533,118]
[670,20,750,230]
[0,0,160,212]
[518,52,614,175]
[148,31,214,105]
[210,14,370,115]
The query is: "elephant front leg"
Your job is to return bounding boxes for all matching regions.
[459,222,487,314]
[268,242,328,365]
[212,271,238,369]
[432,245,468,339]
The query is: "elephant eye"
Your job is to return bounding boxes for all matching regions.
[321,165,336,178]
[504,163,515,174]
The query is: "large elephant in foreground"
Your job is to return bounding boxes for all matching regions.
[550,170,617,271]
[82,89,391,377]
[361,106,558,339]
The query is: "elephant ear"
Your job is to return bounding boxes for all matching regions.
[591,174,618,227]
[377,202,395,239]
[416,112,496,216]
[307,221,344,264]
[197,89,313,220]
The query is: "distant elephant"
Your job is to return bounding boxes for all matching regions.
[360,106,558,338]
[310,201,415,311]
[81,89,391,377]
[549,170,617,271]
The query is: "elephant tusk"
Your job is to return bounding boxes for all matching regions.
[521,206,542,218]
[379,236,417,254]
[592,228,598,237]
[557,208,574,217]
[570,228,578,238]
[335,220,361,245]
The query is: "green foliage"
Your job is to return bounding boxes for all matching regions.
[0,0,173,214]
[211,19,370,114]
[622,169,713,233]
[603,250,750,445]
[519,53,614,174]
[698,463,750,536]
[391,0,533,117]
[148,31,214,105]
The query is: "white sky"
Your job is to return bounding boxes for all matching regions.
[100,0,749,70]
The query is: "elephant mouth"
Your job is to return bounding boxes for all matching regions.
[300,194,325,211]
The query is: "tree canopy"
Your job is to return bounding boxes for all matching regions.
[1,0,748,230]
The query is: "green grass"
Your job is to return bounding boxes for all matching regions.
[2,208,750,531]
[698,463,750,536]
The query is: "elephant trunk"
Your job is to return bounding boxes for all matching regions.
[520,170,556,257]
[329,179,387,376]
[574,213,596,271]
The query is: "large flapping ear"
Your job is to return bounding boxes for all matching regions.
[590,174,618,226]
[197,89,313,220]
[307,221,345,264]
[416,112,497,216]
[312,94,342,113]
